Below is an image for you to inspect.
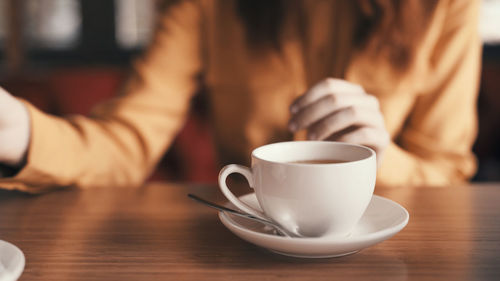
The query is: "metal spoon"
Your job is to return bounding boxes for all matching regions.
[187,194,300,238]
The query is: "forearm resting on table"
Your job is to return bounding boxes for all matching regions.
[0,101,166,193]
[377,142,475,187]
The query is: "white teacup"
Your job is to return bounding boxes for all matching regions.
[218,141,376,238]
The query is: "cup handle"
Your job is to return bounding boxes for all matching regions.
[218,164,268,220]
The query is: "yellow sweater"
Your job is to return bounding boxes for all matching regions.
[0,0,481,192]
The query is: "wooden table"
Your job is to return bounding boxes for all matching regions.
[1,182,499,280]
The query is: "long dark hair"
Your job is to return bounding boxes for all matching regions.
[237,0,438,70]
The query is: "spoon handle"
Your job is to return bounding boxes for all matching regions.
[188,193,247,215]
[187,194,293,237]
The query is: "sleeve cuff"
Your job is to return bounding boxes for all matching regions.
[0,100,68,193]
[377,142,419,187]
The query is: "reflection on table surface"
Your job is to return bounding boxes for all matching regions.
[0,182,499,281]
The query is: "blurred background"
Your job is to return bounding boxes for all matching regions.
[0,0,499,184]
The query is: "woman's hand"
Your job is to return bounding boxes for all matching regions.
[0,87,31,167]
[288,78,390,165]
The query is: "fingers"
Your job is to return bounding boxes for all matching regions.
[288,95,335,131]
[288,78,389,166]
[334,127,389,152]
[290,78,364,114]
[0,87,15,110]
[0,91,31,166]
[289,93,380,132]
[306,106,383,140]
[332,127,390,166]
[0,87,10,101]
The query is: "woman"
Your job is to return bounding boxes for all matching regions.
[0,0,480,192]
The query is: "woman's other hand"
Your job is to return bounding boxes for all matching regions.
[288,78,390,165]
[0,87,31,167]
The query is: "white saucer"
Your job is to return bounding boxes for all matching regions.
[0,240,25,281]
[219,193,409,258]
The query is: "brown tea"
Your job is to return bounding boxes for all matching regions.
[289,159,348,164]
